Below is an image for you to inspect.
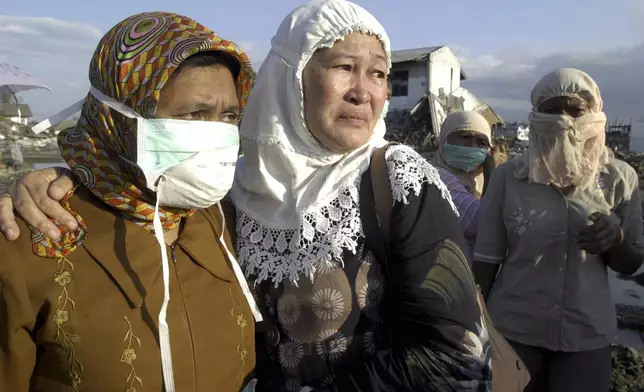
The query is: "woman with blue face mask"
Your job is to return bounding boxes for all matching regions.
[433,111,502,261]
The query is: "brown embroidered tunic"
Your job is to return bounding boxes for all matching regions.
[0,189,255,391]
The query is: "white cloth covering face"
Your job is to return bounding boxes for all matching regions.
[231,0,391,285]
[518,68,613,189]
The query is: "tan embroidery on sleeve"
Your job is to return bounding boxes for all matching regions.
[121,316,143,392]
[230,289,249,382]
[53,257,83,391]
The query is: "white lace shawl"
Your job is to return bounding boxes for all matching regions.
[236,145,458,286]
[231,1,456,285]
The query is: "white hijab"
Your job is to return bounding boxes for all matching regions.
[231,0,391,285]
[516,68,613,189]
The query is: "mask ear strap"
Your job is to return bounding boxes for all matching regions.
[88,87,142,119]
[31,86,145,134]
[88,86,151,177]
[31,98,85,134]
[151,179,177,392]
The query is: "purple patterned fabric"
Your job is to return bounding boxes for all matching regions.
[437,167,481,261]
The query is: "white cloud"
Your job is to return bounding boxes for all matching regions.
[0,15,276,120]
[0,24,39,35]
[456,42,644,122]
[6,14,640,125]
[454,45,539,80]
[0,16,102,39]
[0,16,277,123]
[0,16,102,57]
[0,15,101,119]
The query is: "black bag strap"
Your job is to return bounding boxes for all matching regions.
[360,142,398,272]
[370,143,395,242]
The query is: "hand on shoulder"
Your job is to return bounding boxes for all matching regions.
[0,167,77,241]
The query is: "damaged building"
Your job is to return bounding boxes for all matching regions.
[0,94,34,126]
[385,45,503,149]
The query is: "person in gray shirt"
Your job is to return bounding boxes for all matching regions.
[472,68,644,392]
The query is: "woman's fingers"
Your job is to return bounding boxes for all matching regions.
[49,169,76,201]
[44,170,78,229]
[11,167,76,239]
[12,178,62,239]
[0,185,19,240]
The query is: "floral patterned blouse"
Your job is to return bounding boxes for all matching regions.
[251,146,493,392]
[257,247,386,391]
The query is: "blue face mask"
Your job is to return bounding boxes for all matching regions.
[443,143,488,173]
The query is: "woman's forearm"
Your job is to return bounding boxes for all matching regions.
[472,261,500,298]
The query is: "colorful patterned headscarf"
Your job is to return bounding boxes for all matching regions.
[32,11,254,258]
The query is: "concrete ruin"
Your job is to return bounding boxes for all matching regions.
[0,118,64,192]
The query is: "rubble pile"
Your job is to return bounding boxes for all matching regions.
[611,344,644,392]
[384,110,435,151]
[0,119,59,191]
[0,118,58,153]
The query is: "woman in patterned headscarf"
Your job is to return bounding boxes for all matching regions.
[0,2,491,391]
[0,11,260,392]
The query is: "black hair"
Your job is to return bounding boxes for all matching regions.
[173,51,241,80]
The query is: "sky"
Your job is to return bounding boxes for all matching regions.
[1,0,643,122]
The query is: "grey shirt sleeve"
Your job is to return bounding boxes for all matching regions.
[473,164,508,264]
[616,165,643,252]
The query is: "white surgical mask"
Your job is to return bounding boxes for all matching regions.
[84,87,262,392]
[89,86,239,208]
[380,100,390,119]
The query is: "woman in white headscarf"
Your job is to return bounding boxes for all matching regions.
[234,1,490,390]
[433,111,501,260]
[473,68,643,392]
[0,1,492,391]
